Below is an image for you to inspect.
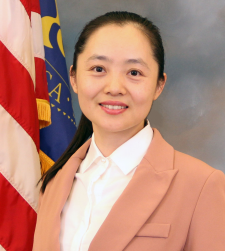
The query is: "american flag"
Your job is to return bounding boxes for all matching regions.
[0,0,50,250]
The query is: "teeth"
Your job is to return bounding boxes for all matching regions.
[101,104,127,110]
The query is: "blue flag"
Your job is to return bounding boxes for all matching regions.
[39,0,77,172]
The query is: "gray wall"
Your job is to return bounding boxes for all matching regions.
[57,0,225,172]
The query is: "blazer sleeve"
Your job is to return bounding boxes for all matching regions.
[184,169,225,251]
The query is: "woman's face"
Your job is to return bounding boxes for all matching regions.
[71,24,166,136]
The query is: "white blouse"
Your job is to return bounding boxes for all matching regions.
[60,122,153,251]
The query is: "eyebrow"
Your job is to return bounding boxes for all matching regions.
[126,58,149,69]
[87,54,111,62]
[86,54,149,69]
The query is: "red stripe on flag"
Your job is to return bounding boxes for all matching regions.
[0,42,40,150]
[31,0,41,14]
[35,57,50,101]
[0,174,37,250]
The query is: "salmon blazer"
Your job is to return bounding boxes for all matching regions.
[33,129,225,251]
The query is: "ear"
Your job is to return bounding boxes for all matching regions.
[153,73,167,100]
[70,65,78,94]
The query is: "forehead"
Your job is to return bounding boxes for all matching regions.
[81,23,154,60]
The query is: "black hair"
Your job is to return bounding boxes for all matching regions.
[40,11,165,193]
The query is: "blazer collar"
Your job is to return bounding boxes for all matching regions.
[35,129,178,251]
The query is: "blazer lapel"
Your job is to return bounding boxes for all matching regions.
[89,129,178,251]
[34,139,91,251]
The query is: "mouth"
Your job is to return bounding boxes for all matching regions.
[99,104,128,110]
[99,101,128,110]
[99,101,128,114]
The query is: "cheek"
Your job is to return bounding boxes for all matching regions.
[132,87,155,108]
[77,78,99,99]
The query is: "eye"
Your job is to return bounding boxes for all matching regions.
[129,70,141,76]
[92,66,105,72]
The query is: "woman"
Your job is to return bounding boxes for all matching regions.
[33,11,225,251]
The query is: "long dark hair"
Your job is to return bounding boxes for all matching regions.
[40,11,165,193]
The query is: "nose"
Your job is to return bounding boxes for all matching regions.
[103,73,126,96]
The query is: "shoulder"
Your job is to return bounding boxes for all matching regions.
[151,128,225,187]
[174,150,215,176]
[173,149,225,192]
[152,128,224,177]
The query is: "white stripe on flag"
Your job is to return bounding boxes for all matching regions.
[0,104,41,211]
[0,0,36,87]
[0,245,6,251]
[31,11,45,60]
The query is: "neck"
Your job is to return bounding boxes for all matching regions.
[93,122,145,157]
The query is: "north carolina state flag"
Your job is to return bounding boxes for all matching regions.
[0,0,50,250]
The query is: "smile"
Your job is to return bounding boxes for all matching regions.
[100,104,127,110]
[99,101,128,115]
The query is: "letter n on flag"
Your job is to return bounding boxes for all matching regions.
[0,0,50,250]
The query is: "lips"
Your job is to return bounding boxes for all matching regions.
[101,104,127,110]
[99,101,128,114]
[99,101,128,110]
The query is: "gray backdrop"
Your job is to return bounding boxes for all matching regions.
[57,0,225,173]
